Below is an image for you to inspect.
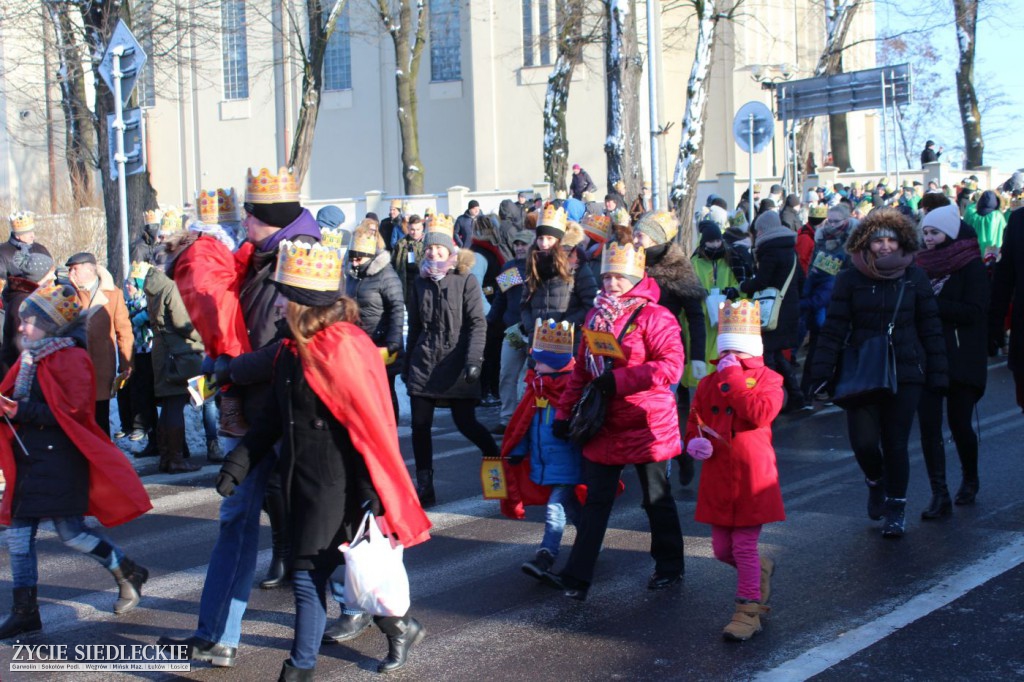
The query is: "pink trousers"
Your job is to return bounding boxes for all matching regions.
[711,524,762,602]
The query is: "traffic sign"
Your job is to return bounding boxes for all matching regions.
[106,108,146,180]
[98,19,147,105]
[733,101,774,154]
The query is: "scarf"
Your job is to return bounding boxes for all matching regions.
[851,250,914,280]
[585,290,645,375]
[915,238,982,292]
[13,337,75,401]
[535,250,559,281]
[817,218,851,254]
[420,253,457,281]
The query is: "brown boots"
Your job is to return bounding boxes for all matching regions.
[723,601,770,642]
[218,395,249,438]
[158,427,201,474]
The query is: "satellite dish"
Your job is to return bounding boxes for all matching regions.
[733,101,775,154]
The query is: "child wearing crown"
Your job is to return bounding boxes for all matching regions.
[684,299,785,642]
[500,319,583,580]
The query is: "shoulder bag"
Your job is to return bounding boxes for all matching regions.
[568,304,646,446]
[754,258,797,332]
[832,279,907,410]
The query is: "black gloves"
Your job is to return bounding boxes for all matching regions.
[552,419,570,441]
[214,355,234,387]
[465,364,481,383]
[507,454,525,466]
[201,355,216,376]
[723,287,741,301]
[216,471,238,498]
[591,372,616,396]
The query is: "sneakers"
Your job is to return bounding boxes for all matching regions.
[759,556,775,605]
[866,478,885,520]
[521,549,554,581]
[155,635,236,667]
[128,428,147,442]
[722,601,769,642]
[113,430,126,439]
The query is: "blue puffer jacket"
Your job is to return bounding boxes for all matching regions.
[509,401,582,486]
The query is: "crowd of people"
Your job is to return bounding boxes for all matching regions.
[0,161,1021,676]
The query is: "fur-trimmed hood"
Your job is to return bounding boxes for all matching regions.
[455,248,476,275]
[348,249,392,279]
[645,242,706,301]
[845,209,921,255]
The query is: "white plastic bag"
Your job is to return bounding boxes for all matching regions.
[705,289,726,328]
[339,511,410,617]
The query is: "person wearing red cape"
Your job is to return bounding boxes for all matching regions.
[0,283,152,639]
[216,239,430,679]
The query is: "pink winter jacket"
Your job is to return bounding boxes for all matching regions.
[556,276,685,465]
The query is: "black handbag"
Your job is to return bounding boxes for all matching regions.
[832,279,906,409]
[165,348,204,386]
[568,305,645,446]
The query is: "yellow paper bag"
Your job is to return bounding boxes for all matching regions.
[583,328,626,360]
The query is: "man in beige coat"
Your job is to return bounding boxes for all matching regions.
[67,252,133,436]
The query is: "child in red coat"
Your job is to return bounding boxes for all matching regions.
[685,299,785,642]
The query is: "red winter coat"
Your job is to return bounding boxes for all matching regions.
[796,224,816,275]
[685,357,785,527]
[556,276,684,466]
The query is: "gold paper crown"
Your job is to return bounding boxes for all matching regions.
[143,209,161,225]
[581,214,611,243]
[159,209,184,234]
[197,187,240,223]
[21,284,82,327]
[719,299,761,336]
[351,223,382,255]
[389,199,402,210]
[641,211,679,242]
[9,211,35,234]
[245,167,300,204]
[272,240,343,292]
[428,213,455,236]
[532,319,574,355]
[539,205,567,233]
[321,227,347,250]
[610,207,631,228]
[562,222,584,249]
[601,241,646,279]
[129,261,153,280]
[809,205,828,219]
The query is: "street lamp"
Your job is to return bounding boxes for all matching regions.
[750,64,795,178]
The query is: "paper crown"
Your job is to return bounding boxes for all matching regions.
[554,190,568,200]
[539,205,567,232]
[601,241,646,279]
[610,207,631,228]
[856,200,873,214]
[320,227,348,250]
[532,319,574,355]
[850,181,861,190]
[719,299,761,336]
[640,211,679,242]
[272,240,344,292]
[809,205,828,219]
[351,224,381,255]
[21,284,82,327]
[582,214,611,243]
[245,167,300,204]
[197,187,240,224]
[159,209,184,234]
[562,222,584,249]
[9,211,34,234]
[129,261,152,280]
[143,209,162,225]
[428,213,455,236]
[389,199,402,210]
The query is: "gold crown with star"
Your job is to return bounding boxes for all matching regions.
[272,240,344,292]
[539,204,567,233]
[719,299,761,336]
[600,241,646,279]
[245,167,300,204]
[9,211,35,234]
[581,214,611,243]
[143,209,162,225]
[532,319,574,355]
[197,187,240,223]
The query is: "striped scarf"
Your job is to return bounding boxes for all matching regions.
[13,337,75,400]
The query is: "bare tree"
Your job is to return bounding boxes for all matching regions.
[952,0,983,169]
[377,0,427,194]
[604,0,644,201]
[543,0,588,194]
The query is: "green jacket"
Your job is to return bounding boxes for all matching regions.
[144,268,204,398]
[681,254,743,388]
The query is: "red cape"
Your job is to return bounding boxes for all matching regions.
[286,324,431,548]
[0,348,152,527]
[172,236,252,357]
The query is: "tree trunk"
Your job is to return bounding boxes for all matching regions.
[952,0,983,169]
[543,0,585,194]
[379,0,426,195]
[604,0,644,201]
[669,1,717,254]
[47,1,96,207]
[828,56,851,171]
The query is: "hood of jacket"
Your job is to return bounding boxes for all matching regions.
[976,190,999,217]
[455,248,476,275]
[621,273,662,304]
[645,243,706,300]
[349,250,391,279]
[845,212,920,255]
[498,199,517,221]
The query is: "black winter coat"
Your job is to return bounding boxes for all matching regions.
[932,255,989,391]
[810,265,948,390]
[570,169,597,200]
[739,234,802,351]
[645,243,707,362]
[225,348,378,571]
[345,251,405,354]
[991,207,1024,374]
[405,251,487,400]
[520,261,598,341]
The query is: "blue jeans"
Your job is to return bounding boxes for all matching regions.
[289,565,334,670]
[194,444,277,648]
[540,485,581,557]
[7,517,123,588]
[202,398,220,442]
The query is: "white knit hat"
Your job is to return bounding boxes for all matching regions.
[921,203,960,241]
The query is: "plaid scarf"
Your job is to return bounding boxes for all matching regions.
[13,337,75,400]
[585,291,645,376]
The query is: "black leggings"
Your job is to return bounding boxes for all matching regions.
[917,383,981,484]
[410,396,499,471]
[846,384,923,499]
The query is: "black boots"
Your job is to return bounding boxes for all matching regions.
[521,549,554,581]
[416,470,436,507]
[322,611,372,643]
[111,557,149,614]
[921,490,952,520]
[260,487,291,589]
[159,427,201,474]
[376,616,426,673]
[677,456,695,487]
[0,587,42,639]
[866,478,885,521]
[278,660,315,681]
[881,498,906,538]
[955,477,979,505]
